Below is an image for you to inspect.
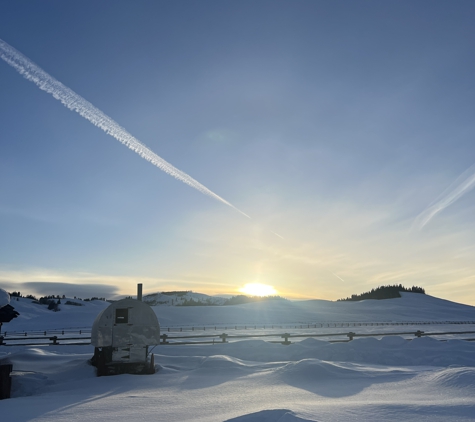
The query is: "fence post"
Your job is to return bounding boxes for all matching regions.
[347,332,355,341]
[161,334,169,344]
[220,333,228,343]
[281,333,291,345]
[415,330,424,338]
[50,336,58,345]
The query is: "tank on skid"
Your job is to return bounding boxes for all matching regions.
[90,284,160,376]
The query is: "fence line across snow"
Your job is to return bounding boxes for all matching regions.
[2,329,475,347]
[3,320,475,338]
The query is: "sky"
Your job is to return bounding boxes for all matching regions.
[1,1,475,304]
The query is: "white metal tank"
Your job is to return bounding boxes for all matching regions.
[91,294,160,375]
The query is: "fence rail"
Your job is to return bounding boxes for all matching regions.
[2,329,475,347]
[3,320,475,339]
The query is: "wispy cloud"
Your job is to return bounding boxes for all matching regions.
[0,38,249,219]
[0,267,239,298]
[0,267,146,296]
[413,164,475,230]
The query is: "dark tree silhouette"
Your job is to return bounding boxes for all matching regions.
[337,284,425,301]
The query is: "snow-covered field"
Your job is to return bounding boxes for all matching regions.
[2,292,475,421]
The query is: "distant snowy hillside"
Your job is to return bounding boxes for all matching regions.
[0,288,10,308]
[1,296,109,331]
[2,292,475,333]
[143,291,227,306]
[152,292,475,328]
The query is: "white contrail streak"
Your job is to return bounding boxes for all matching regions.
[329,271,345,282]
[413,164,475,230]
[0,38,250,219]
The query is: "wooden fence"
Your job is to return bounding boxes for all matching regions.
[2,329,475,347]
[2,319,475,339]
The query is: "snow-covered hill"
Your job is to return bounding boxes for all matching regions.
[3,292,475,332]
[143,291,227,307]
[3,296,109,331]
[153,292,475,328]
[0,288,9,308]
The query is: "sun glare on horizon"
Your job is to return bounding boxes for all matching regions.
[239,283,278,297]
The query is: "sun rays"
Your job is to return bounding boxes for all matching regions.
[239,283,277,297]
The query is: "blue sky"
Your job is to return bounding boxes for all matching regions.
[1,1,475,303]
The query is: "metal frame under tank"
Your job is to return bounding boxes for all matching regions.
[90,293,160,376]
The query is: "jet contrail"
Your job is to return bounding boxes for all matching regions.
[0,38,250,219]
[413,163,475,230]
[329,271,345,282]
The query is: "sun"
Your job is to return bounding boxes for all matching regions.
[239,283,277,297]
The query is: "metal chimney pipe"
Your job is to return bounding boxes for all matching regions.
[137,283,143,301]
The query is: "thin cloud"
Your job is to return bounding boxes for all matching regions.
[413,164,475,230]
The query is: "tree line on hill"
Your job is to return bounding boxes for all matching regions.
[10,290,289,308]
[161,291,191,297]
[32,296,62,311]
[177,295,287,306]
[9,292,106,301]
[7,291,107,311]
[142,291,287,306]
[337,284,425,301]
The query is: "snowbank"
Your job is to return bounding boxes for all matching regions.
[1,292,475,420]
[2,336,475,421]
